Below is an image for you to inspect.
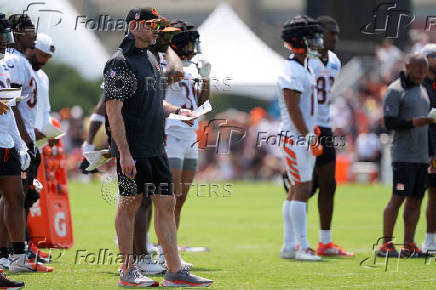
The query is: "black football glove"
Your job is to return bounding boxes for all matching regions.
[79,158,99,174]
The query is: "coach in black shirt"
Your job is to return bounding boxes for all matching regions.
[422,44,436,252]
[104,7,212,287]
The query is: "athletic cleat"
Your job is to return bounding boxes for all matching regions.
[162,266,213,287]
[28,242,51,260]
[0,272,25,289]
[0,257,11,270]
[316,242,355,257]
[26,247,51,264]
[422,242,436,255]
[295,248,322,261]
[9,254,53,272]
[136,255,165,275]
[119,266,159,287]
[280,246,296,259]
[376,242,402,258]
[146,243,159,256]
[401,242,428,258]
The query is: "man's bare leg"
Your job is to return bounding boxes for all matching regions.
[115,194,142,270]
[403,196,421,244]
[169,167,182,228]
[151,194,181,273]
[383,195,405,243]
[0,176,26,242]
[175,169,196,229]
[133,196,152,255]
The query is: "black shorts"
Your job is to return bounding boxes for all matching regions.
[116,154,173,197]
[392,162,428,199]
[0,148,21,177]
[315,127,336,168]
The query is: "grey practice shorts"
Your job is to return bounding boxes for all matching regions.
[168,158,198,171]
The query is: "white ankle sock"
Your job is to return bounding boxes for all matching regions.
[425,233,436,245]
[320,230,332,244]
[290,200,309,250]
[282,200,295,251]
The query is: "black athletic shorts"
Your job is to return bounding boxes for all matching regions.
[314,127,336,168]
[0,148,21,177]
[392,162,428,199]
[116,154,173,197]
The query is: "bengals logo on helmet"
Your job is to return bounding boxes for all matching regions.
[151,8,158,17]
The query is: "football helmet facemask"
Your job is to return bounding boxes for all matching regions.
[170,20,201,59]
[282,15,324,58]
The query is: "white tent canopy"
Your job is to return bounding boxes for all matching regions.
[2,0,109,79]
[198,2,284,100]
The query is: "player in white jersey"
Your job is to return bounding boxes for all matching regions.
[29,34,54,135]
[308,16,353,257]
[278,15,324,261]
[5,15,37,145]
[165,20,211,254]
[0,15,43,281]
[3,15,53,272]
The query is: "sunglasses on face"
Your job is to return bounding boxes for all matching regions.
[428,54,436,60]
[135,19,169,31]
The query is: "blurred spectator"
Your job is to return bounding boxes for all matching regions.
[376,38,403,80]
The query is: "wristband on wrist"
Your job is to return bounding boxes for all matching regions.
[90,113,106,123]
[175,107,181,115]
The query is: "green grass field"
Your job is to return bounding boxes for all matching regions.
[7,181,436,289]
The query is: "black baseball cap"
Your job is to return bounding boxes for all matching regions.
[125,7,159,23]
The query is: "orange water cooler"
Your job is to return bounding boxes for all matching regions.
[27,119,74,248]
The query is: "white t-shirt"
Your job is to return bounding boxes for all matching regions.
[4,50,37,142]
[34,69,51,131]
[0,59,26,150]
[308,50,341,128]
[278,57,317,136]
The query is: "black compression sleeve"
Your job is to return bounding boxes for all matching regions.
[384,117,414,131]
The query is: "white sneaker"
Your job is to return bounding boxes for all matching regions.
[136,254,165,275]
[146,243,159,255]
[156,247,193,269]
[9,254,34,272]
[180,257,193,268]
[422,242,436,254]
[0,257,11,270]
[146,233,159,255]
[157,247,168,270]
[295,248,322,261]
[280,246,296,259]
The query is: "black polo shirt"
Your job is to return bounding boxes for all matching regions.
[423,77,436,156]
[104,34,165,158]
